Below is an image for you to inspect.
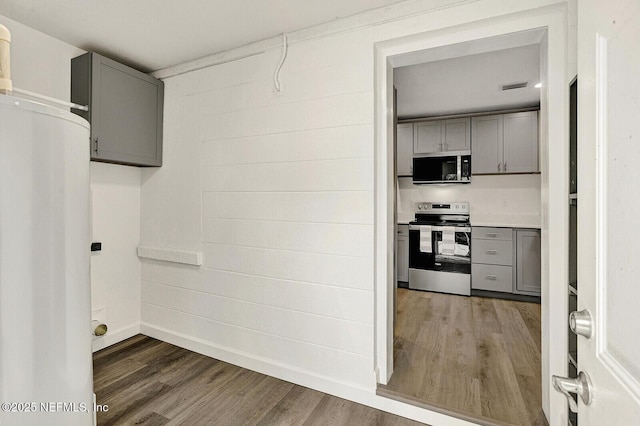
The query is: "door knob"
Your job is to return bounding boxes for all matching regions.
[570,309,593,339]
[552,371,593,413]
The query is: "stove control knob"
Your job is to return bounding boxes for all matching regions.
[418,204,422,210]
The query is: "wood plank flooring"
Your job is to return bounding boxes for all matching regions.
[380,289,545,426]
[93,335,426,426]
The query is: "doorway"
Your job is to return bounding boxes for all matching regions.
[374,7,569,426]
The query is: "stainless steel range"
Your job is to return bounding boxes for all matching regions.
[408,202,471,296]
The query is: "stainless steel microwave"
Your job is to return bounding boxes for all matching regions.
[412,151,471,184]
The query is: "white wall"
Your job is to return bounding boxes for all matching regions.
[140,0,569,422]
[398,174,542,226]
[0,15,142,351]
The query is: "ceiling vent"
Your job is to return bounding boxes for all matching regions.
[501,82,528,91]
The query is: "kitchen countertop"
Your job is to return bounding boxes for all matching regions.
[397,212,414,225]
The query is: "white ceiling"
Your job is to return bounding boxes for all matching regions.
[394,43,541,118]
[0,0,405,72]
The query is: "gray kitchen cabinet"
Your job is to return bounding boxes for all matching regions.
[396,225,409,283]
[71,52,164,167]
[514,228,541,295]
[471,226,514,293]
[503,111,539,173]
[414,118,470,154]
[396,123,413,176]
[414,121,441,154]
[471,226,541,296]
[471,114,502,174]
[471,111,538,174]
[442,117,471,151]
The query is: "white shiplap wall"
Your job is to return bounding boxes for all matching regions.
[139,0,570,417]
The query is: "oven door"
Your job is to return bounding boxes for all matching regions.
[409,225,471,274]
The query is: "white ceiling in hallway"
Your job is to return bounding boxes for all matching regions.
[0,0,405,72]
[395,43,541,118]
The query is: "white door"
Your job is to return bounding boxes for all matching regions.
[569,0,640,423]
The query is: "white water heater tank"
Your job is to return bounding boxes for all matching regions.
[0,95,93,425]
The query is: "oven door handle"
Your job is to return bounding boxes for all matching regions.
[409,224,471,233]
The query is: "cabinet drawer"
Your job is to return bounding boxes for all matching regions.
[472,264,513,292]
[472,227,512,241]
[472,239,513,265]
[397,224,409,237]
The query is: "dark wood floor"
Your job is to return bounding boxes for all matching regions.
[380,289,545,426]
[93,335,427,426]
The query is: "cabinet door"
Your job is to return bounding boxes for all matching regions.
[396,234,409,283]
[396,123,414,176]
[91,54,164,166]
[471,115,502,174]
[502,111,538,173]
[442,118,470,151]
[515,229,541,295]
[414,121,442,154]
[472,264,513,292]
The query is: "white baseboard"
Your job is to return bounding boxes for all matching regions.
[92,323,141,352]
[140,323,474,426]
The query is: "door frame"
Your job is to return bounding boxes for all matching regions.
[373,4,570,423]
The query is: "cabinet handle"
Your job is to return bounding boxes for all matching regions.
[485,250,498,255]
[94,138,99,154]
[498,163,502,172]
[486,233,498,238]
[485,275,497,281]
[504,162,507,172]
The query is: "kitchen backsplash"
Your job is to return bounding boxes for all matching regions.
[397,174,541,219]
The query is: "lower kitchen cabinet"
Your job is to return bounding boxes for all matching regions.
[471,226,541,296]
[514,229,541,295]
[396,225,409,284]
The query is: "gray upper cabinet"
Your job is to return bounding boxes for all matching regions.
[414,121,441,154]
[442,118,471,151]
[503,111,539,173]
[515,228,541,295]
[414,118,470,154]
[71,52,164,167]
[396,123,414,176]
[471,114,503,174]
[471,111,538,174]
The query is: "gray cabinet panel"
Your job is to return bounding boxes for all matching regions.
[71,52,164,167]
[442,118,470,151]
[503,111,538,173]
[472,239,513,266]
[471,114,502,174]
[396,234,409,283]
[515,229,541,295]
[414,121,441,154]
[396,123,413,176]
[472,264,513,292]
[472,226,512,241]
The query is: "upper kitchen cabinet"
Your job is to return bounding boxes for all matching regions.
[413,121,441,154]
[71,52,164,167]
[414,117,470,154]
[396,123,413,176]
[471,110,538,174]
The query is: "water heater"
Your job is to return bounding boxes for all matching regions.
[0,94,93,425]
